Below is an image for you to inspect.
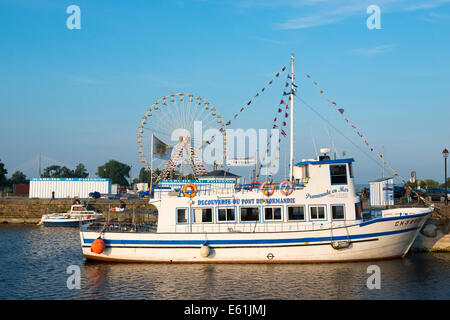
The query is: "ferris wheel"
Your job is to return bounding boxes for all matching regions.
[137,93,228,181]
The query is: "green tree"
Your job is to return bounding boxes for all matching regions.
[0,159,7,187]
[423,179,439,189]
[8,171,28,185]
[73,163,89,178]
[42,165,65,178]
[41,163,88,178]
[97,160,131,186]
[138,167,152,183]
[440,178,450,188]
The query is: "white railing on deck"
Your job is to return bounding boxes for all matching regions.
[156,220,360,233]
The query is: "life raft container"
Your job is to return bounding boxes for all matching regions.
[279,180,294,196]
[260,181,275,197]
[182,183,198,198]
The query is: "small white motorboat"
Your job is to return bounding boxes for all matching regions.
[40,204,103,227]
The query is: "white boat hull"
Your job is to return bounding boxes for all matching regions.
[80,209,431,263]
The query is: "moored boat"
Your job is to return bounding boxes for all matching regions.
[80,157,432,262]
[80,55,433,263]
[41,204,103,227]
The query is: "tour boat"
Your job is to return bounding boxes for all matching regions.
[80,161,432,262]
[80,55,433,262]
[40,204,103,227]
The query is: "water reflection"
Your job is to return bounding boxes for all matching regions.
[0,225,448,300]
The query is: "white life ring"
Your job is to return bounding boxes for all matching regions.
[279,180,294,196]
[260,181,275,197]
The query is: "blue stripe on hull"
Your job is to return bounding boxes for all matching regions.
[44,220,94,227]
[83,226,419,246]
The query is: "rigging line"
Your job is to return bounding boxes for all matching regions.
[258,60,292,173]
[325,124,338,158]
[295,95,408,182]
[310,127,319,159]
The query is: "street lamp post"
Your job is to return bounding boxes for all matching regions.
[443,148,449,206]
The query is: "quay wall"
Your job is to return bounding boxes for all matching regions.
[0,197,156,224]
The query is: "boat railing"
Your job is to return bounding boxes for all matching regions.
[84,222,157,233]
[156,220,360,233]
[82,219,360,234]
[151,182,307,200]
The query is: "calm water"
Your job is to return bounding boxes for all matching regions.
[0,225,448,300]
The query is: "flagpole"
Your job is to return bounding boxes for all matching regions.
[289,54,295,182]
[150,133,154,194]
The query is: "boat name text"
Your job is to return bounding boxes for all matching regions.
[197,198,295,206]
[306,187,349,199]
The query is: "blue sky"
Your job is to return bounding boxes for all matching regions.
[1,0,449,184]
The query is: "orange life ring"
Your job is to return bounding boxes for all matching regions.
[279,180,294,196]
[249,181,261,191]
[261,181,275,197]
[182,183,198,198]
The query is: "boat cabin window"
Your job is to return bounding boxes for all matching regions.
[264,207,282,221]
[193,208,213,223]
[349,163,354,178]
[287,206,305,221]
[177,208,188,224]
[310,206,325,220]
[240,207,259,222]
[218,208,235,222]
[331,205,345,220]
[330,165,347,185]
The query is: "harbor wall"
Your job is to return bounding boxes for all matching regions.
[411,216,450,252]
[0,197,156,224]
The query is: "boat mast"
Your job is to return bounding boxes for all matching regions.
[289,54,295,181]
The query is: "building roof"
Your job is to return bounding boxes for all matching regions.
[369,177,394,183]
[200,170,240,178]
[295,158,355,166]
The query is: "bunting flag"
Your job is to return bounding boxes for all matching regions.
[205,64,288,162]
[257,63,296,176]
[221,64,287,128]
[300,69,403,179]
